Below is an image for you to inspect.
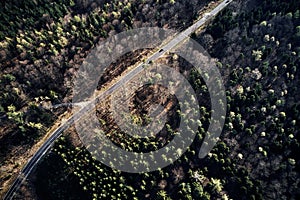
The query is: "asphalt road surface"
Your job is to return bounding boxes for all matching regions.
[3,0,233,199]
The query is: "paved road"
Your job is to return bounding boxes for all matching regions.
[3,0,232,199]
[49,102,89,109]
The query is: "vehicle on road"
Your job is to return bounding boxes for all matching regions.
[204,13,212,18]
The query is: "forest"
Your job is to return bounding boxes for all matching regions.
[0,0,299,199]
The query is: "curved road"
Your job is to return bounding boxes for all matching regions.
[4,0,232,199]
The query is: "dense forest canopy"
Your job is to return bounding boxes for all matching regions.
[0,0,299,199]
